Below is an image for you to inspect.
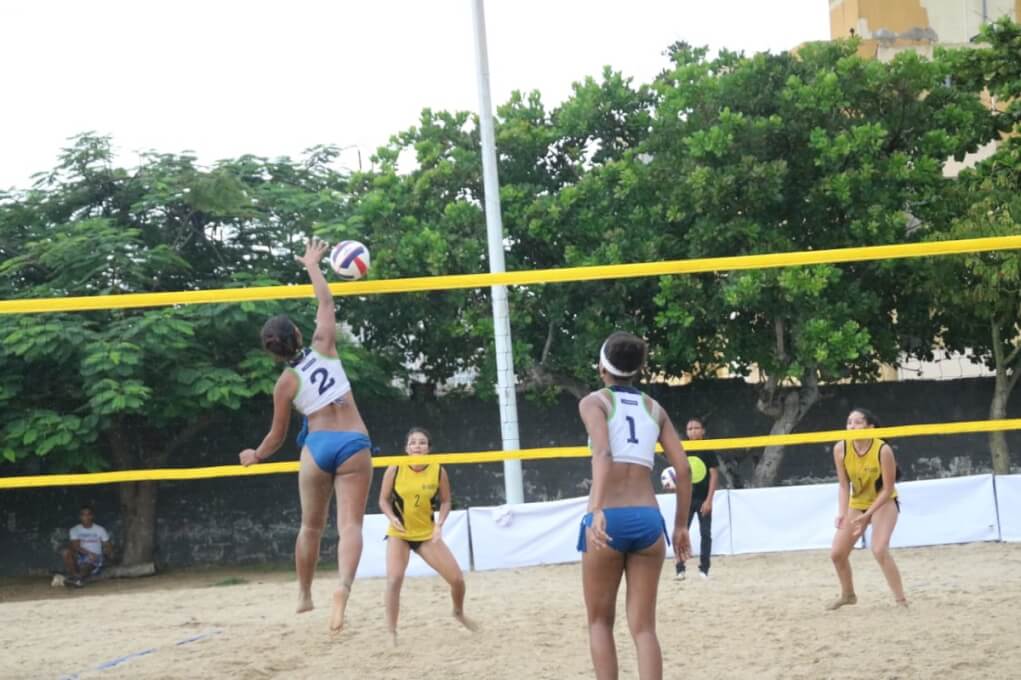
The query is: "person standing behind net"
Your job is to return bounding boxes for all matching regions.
[675,417,719,581]
[578,331,692,680]
[378,427,476,645]
[828,407,907,610]
[239,236,374,634]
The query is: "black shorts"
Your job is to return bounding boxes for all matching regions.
[385,536,425,552]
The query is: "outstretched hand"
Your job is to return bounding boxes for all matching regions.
[295,236,330,268]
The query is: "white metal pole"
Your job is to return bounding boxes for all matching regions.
[470,0,524,504]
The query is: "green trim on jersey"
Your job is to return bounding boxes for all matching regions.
[286,366,302,404]
[602,388,616,421]
[640,394,657,425]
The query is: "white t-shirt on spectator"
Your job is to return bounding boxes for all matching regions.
[70,524,109,556]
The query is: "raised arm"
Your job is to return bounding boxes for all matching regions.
[294,236,337,354]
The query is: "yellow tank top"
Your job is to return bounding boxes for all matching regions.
[844,437,897,510]
[387,463,442,542]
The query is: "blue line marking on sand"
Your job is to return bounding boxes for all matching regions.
[95,648,157,670]
[175,630,223,646]
[58,629,222,679]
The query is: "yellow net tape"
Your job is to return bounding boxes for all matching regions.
[2,235,1020,314]
[3,418,1019,489]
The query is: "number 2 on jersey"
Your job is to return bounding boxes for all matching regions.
[625,415,639,444]
[309,367,336,396]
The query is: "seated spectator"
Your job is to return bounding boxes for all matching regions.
[61,505,113,587]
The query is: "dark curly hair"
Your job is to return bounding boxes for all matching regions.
[603,331,647,378]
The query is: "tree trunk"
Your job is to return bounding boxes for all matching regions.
[117,481,159,566]
[518,363,590,400]
[105,415,213,565]
[989,373,1013,474]
[988,319,1018,475]
[751,368,820,487]
[107,423,160,566]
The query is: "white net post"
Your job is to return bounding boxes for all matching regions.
[471,0,524,504]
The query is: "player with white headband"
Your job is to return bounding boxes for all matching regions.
[577,331,692,680]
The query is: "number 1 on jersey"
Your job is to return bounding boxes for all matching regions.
[625,415,639,444]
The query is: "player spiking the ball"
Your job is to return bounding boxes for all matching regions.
[239,236,374,634]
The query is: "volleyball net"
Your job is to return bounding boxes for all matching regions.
[2,234,1020,490]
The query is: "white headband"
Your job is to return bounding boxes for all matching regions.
[600,342,638,378]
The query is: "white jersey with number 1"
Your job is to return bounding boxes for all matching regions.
[604,386,660,469]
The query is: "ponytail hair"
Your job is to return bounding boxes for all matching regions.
[261,314,301,360]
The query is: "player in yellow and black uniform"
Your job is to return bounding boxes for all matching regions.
[387,460,441,551]
[828,408,907,609]
[378,428,477,644]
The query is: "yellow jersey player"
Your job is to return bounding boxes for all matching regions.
[379,428,477,644]
[828,407,907,609]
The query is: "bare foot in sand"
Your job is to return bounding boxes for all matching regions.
[297,592,314,614]
[826,593,857,610]
[329,585,350,634]
[895,598,909,608]
[453,611,479,632]
[388,629,398,647]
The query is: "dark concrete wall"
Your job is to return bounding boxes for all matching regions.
[1,378,1018,576]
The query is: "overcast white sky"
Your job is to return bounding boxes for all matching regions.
[0,1,830,190]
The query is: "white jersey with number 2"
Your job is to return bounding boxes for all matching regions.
[289,348,351,416]
[603,386,660,469]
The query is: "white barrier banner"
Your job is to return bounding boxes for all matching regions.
[469,497,588,571]
[359,474,1004,576]
[729,483,836,554]
[656,490,732,556]
[355,509,471,579]
[996,475,1021,542]
[887,475,998,548]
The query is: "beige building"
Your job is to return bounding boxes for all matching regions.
[829,0,1015,174]
[830,0,1020,59]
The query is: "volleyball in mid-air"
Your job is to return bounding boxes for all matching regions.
[660,466,677,490]
[329,240,370,280]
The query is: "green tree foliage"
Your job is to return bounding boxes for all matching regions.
[334,110,490,394]
[924,19,1021,473]
[0,135,392,563]
[645,41,1000,485]
[332,71,667,400]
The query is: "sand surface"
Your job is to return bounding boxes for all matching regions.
[4,542,1020,680]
